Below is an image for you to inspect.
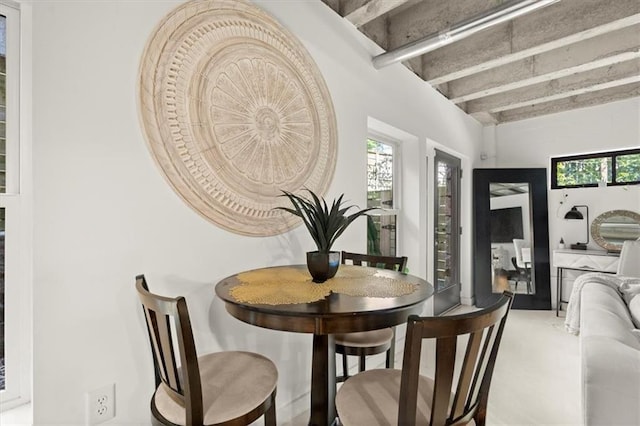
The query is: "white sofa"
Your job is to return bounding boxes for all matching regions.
[579,282,640,425]
[577,240,640,426]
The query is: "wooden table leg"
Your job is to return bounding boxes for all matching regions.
[556,267,562,316]
[309,334,336,426]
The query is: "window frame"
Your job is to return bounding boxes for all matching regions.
[0,0,31,411]
[551,148,640,189]
[366,133,401,257]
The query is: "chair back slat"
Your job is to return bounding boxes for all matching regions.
[144,307,172,389]
[341,251,408,271]
[156,311,182,393]
[431,336,457,425]
[451,330,483,418]
[466,325,497,412]
[398,317,424,425]
[136,275,204,425]
[397,292,513,426]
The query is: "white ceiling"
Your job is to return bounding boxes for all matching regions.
[321,0,640,125]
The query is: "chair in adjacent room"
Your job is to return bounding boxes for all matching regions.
[135,275,278,426]
[335,251,408,382]
[510,257,531,294]
[336,291,514,426]
[512,238,532,294]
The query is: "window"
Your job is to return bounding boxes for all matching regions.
[0,0,27,410]
[0,8,8,395]
[0,13,6,194]
[367,138,399,257]
[551,148,640,189]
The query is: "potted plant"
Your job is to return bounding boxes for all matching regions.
[277,189,373,282]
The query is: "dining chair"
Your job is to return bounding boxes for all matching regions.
[336,291,514,426]
[510,257,531,294]
[335,251,408,382]
[512,239,532,293]
[135,275,278,426]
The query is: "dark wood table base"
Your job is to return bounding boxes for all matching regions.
[310,334,336,426]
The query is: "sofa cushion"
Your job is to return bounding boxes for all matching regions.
[580,283,637,347]
[581,335,640,426]
[579,281,640,426]
[617,278,640,328]
[619,279,640,304]
[628,294,640,329]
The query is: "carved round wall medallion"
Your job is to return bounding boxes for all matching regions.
[138,0,337,236]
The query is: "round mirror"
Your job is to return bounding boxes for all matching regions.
[591,210,640,252]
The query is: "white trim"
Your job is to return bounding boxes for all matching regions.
[367,134,402,256]
[367,117,423,274]
[0,0,32,411]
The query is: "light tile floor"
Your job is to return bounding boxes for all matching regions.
[281,308,580,426]
[2,309,579,426]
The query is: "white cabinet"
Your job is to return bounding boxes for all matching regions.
[553,249,620,315]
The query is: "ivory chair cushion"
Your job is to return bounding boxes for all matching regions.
[153,351,278,425]
[335,369,475,426]
[334,328,394,347]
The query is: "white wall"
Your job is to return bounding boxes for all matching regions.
[30,1,482,424]
[491,97,640,306]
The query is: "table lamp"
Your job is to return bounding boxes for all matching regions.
[564,205,589,250]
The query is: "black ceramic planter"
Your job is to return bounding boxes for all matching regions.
[306,251,340,283]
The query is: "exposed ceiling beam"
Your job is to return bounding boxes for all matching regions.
[448,25,640,103]
[493,82,640,123]
[365,0,501,74]
[455,51,640,103]
[344,0,410,28]
[466,59,640,114]
[372,0,558,69]
[321,0,640,125]
[421,0,640,84]
[383,0,501,52]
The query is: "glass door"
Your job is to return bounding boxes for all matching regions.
[434,150,461,315]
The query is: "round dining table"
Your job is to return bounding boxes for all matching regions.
[215,264,434,426]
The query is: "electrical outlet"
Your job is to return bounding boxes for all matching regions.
[86,383,115,425]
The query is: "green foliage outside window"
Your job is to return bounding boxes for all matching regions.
[556,158,611,187]
[553,149,640,188]
[616,153,640,183]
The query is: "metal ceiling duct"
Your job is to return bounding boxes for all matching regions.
[372,0,560,69]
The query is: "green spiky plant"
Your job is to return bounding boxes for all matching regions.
[276,189,373,254]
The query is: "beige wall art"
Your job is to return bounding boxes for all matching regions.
[138,0,337,236]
